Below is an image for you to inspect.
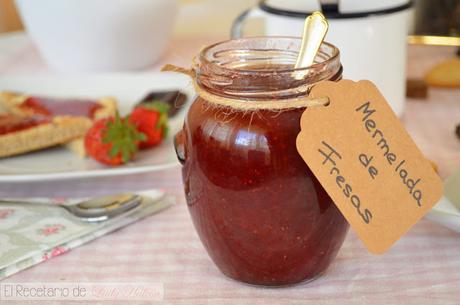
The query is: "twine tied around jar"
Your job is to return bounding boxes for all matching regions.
[161,64,329,111]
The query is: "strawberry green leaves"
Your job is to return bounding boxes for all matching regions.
[102,113,146,163]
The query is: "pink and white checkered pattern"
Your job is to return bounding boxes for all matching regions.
[0,33,459,305]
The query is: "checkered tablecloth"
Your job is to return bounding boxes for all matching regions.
[0,33,459,305]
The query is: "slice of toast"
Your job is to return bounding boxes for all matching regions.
[0,92,117,118]
[0,92,117,157]
[0,114,92,158]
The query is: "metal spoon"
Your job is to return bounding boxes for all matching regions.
[293,11,329,80]
[0,194,142,223]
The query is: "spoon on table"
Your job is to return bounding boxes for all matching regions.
[293,11,329,80]
[0,194,143,223]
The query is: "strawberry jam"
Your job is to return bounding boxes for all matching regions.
[182,98,349,286]
[176,37,348,286]
[20,97,101,118]
[0,114,50,135]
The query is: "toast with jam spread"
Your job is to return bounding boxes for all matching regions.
[0,91,117,158]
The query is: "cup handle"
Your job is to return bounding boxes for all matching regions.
[174,129,186,165]
[230,7,266,38]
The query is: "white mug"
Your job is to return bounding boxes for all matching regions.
[231,0,413,117]
[15,0,178,72]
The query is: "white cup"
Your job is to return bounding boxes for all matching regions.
[15,0,178,72]
[232,0,413,116]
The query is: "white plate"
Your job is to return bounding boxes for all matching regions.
[0,73,193,182]
[426,169,460,233]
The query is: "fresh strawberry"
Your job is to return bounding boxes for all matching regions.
[128,101,169,149]
[84,113,146,165]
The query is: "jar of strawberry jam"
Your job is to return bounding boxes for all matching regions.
[174,37,348,286]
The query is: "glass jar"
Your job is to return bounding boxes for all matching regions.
[174,37,348,286]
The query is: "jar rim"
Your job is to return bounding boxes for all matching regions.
[198,36,340,74]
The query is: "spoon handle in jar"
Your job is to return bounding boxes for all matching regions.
[294,11,329,79]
